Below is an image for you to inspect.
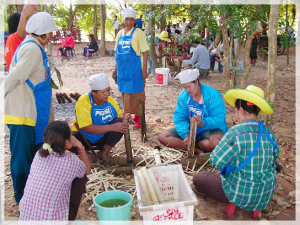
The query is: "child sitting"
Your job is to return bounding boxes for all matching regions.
[19,121,91,221]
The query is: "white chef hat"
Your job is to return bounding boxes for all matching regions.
[87,74,110,91]
[25,12,56,35]
[178,69,199,84]
[123,7,137,19]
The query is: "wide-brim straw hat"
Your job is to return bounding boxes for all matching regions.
[155,31,171,43]
[224,85,274,114]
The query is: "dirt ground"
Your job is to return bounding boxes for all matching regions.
[3,42,296,222]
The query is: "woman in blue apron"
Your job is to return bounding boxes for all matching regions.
[0,12,56,203]
[192,85,279,215]
[112,7,149,129]
[158,69,228,154]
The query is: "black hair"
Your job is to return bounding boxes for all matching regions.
[39,121,71,157]
[193,39,201,44]
[191,77,200,84]
[31,33,46,39]
[235,99,260,115]
[8,12,21,34]
[175,29,181,34]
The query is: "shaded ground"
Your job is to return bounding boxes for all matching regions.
[3,42,296,222]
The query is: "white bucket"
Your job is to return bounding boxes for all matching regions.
[155,68,170,86]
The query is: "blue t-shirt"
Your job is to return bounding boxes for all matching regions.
[136,18,144,29]
[187,96,205,141]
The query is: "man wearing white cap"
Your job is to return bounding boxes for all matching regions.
[113,7,149,129]
[0,11,56,203]
[71,74,131,166]
[158,69,228,154]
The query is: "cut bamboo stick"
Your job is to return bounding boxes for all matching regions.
[153,149,162,165]
[147,168,164,202]
[139,100,147,142]
[140,167,159,204]
[188,118,197,157]
[123,119,133,166]
[136,169,152,204]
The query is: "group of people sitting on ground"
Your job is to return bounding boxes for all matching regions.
[1,5,279,221]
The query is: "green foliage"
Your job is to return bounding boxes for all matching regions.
[50,67,63,89]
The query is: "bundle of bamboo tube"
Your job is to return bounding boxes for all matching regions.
[136,167,164,205]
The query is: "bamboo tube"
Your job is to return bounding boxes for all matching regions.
[147,168,164,202]
[123,119,133,166]
[153,149,162,165]
[140,167,159,204]
[188,118,197,157]
[139,100,147,142]
[136,169,152,204]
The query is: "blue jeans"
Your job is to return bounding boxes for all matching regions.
[7,124,42,203]
[83,47,97,57]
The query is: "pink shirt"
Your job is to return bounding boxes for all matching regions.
[19,152,85,221]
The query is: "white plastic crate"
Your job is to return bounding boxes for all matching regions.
[133,164,197,225]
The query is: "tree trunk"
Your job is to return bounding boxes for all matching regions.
[16,5,24,12]
[9,5,14,15]
[240,36,252,89]
[219,15,230,91]
[93,4,98,40]
[44,4,47,12]
[265,5,280,128]
[68,5,80,31]
[158,4,166,66]
[149,5,158,72]
[100,4,107,56]
[286,4,289,66]
[47,5,54,56]
[48,4,54,15]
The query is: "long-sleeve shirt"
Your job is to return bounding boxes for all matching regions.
[88,39,98,49]
[210,119,279,211]
[183,44,210,70]
[63,36,75,49]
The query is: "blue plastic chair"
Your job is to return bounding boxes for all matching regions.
[67,49,76,58]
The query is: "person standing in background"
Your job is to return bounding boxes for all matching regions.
[5,4,38,72]
[136,14,144,30]
[112,15,120,37]
[182,18,187,34]
[113,7,149,130]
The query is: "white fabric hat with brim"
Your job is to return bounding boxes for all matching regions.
[123,7,137,19]
[178,69,200,84]
[26,12,56,35]
[224,85,274,114]
[87,74,110,91]
[66,30,72,36]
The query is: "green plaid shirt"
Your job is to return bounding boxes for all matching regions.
[210,119,279,211]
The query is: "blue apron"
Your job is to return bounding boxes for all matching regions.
[14,40,52,145]
[188,96,205,141]
[80,92,118,144]
[220,121,276,177]
[115,28,144,94]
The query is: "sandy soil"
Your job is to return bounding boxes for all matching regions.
[3,42,296,222]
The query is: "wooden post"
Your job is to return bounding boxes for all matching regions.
[123,119,133,167]
[188,118,197,157]
[139,100,147,142]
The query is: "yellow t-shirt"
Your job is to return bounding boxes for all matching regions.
[114,27,150,70]
[71,94,123,131]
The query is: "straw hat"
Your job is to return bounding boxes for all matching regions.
[224,85,274,114]
[155,31,171,43]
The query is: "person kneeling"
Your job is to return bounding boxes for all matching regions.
[193,85,279,214]
[158,69,228,154]
[70,73,131,166]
